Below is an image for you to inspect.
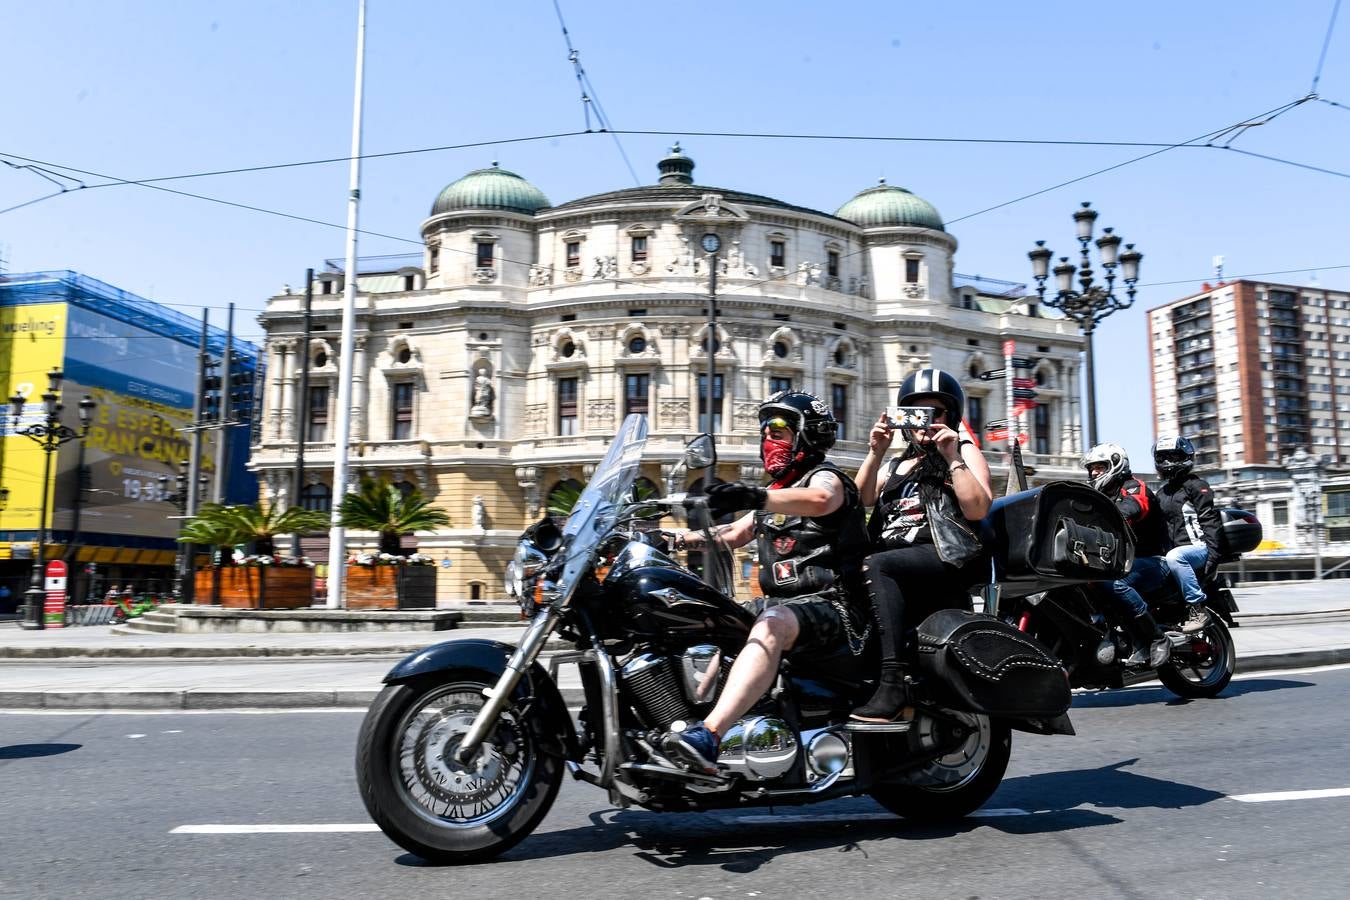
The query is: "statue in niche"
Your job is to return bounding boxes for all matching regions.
[472,496,487,531]
[470,367,495,418]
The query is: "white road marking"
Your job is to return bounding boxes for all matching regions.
[172,824,380,834]
[170,789,1350,837]
[1230,787,1350,803]
[0,708,366,716]
[126,733,146,739]
[161,730,182,734]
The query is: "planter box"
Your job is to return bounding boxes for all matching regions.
[192,567,315,609]
[345,565,437,610]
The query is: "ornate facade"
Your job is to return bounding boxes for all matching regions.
[252,148,1086,600]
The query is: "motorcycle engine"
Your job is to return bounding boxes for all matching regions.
[621,645,734,729]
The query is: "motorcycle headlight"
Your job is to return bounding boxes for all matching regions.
[514,540,549,577]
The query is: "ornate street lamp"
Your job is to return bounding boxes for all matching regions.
[1028,202,1142,447]
[9,368,97,629]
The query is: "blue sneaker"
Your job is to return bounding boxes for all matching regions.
[660,722,719,774]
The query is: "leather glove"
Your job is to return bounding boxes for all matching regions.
[705,481,768,518]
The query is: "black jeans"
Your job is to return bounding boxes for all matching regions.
[862,542,984,668]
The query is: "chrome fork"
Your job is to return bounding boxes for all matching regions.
[453,606,559,765]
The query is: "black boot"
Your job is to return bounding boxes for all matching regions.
[851,666,913,722]
[1124,613,1168,668]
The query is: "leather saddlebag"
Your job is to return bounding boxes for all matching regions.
[915,609,1070,718]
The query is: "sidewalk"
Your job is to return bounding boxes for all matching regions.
[1,583,1347,711]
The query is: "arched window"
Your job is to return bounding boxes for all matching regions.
[546,479,585,518]
[300,483,332,513]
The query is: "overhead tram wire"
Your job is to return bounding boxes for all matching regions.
[1312,0,1344,94]
[712,96,1326,302]
[550,0,641,186]
[3,94,1342,307]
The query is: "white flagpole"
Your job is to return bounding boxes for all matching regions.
[326,0,367,609]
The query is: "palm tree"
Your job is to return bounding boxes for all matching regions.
[178,502,330,560]
[337,479,451,556]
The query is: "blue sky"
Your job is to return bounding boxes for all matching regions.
[3,0,1348,470]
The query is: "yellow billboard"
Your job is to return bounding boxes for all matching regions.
[0,302,69,533]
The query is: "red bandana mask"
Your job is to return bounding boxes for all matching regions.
[762,437,809,487]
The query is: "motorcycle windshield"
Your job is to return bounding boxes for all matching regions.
[555,413,648,601]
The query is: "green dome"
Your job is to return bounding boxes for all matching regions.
[836,180,944,230]
[430,163,550,216]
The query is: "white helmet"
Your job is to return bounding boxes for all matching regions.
[1082,442,1131,494]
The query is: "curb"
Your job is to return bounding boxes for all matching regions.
[0,638,567,661]
[2,647,1347,713]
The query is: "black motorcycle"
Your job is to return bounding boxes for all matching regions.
[355,415,1078,864]
[994,489,1262,699]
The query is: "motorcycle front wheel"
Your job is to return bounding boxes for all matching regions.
[1156,617,1236,699]
[869,714,1012,823]
[356,675,564,864]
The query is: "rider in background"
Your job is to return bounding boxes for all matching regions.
[850,368,992,723]
[1153,435,1222,633]
[659,390,870,774]
[1083,442,1172,667]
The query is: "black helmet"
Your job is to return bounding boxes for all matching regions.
[897,367,965,424]
[1153,434,1196,479]
[758,390,838,453]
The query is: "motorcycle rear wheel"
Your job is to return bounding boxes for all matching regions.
[1156,617,1236,699]
[356,675,563,864]
[869,714,1012,823]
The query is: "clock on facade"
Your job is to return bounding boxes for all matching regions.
[700,233,721,254]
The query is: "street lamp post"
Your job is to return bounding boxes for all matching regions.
[700,232,721,492]
[1283,447,1326,579]
[159,460,191,601]
[9,368,96,630]
[1028,202,1142,447]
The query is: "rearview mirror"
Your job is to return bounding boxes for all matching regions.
[684,434,716,470]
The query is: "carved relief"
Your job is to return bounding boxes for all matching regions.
[903,283,924,299]
[796,261,821,286]
[473,267,497,284]
[586,399,615,430]
[528,265,553,286]
[659,399,690,429]
[825,275,842,292]
[734,401,760,430]
[525,404,547,436]
[629,260,650,276]
[592,255,618,279]
[563,266,583,283]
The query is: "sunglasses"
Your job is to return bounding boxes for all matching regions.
[761,417,792,431]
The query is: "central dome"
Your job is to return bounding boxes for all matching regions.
[836,180,944,231]
[430,163,550,216]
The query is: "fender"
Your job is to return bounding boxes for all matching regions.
[384,638,580,761]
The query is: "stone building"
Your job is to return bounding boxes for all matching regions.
[252,147,1087,600]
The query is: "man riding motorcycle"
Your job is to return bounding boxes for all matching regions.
[1154,435,1223,633]
[1082,442,1172,667]
[660,390,870,774]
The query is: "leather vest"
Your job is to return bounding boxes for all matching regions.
[871,453,985,568]
[755,463,869,598]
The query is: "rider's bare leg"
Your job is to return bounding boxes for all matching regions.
[703,608,799,736]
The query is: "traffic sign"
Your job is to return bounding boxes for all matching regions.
[1013,388,1038,400]
[1011,356,1041,369]
[978,369,1006,381]
[1011,377,1037,389]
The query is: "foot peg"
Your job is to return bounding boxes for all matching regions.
[844,720,912,733]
